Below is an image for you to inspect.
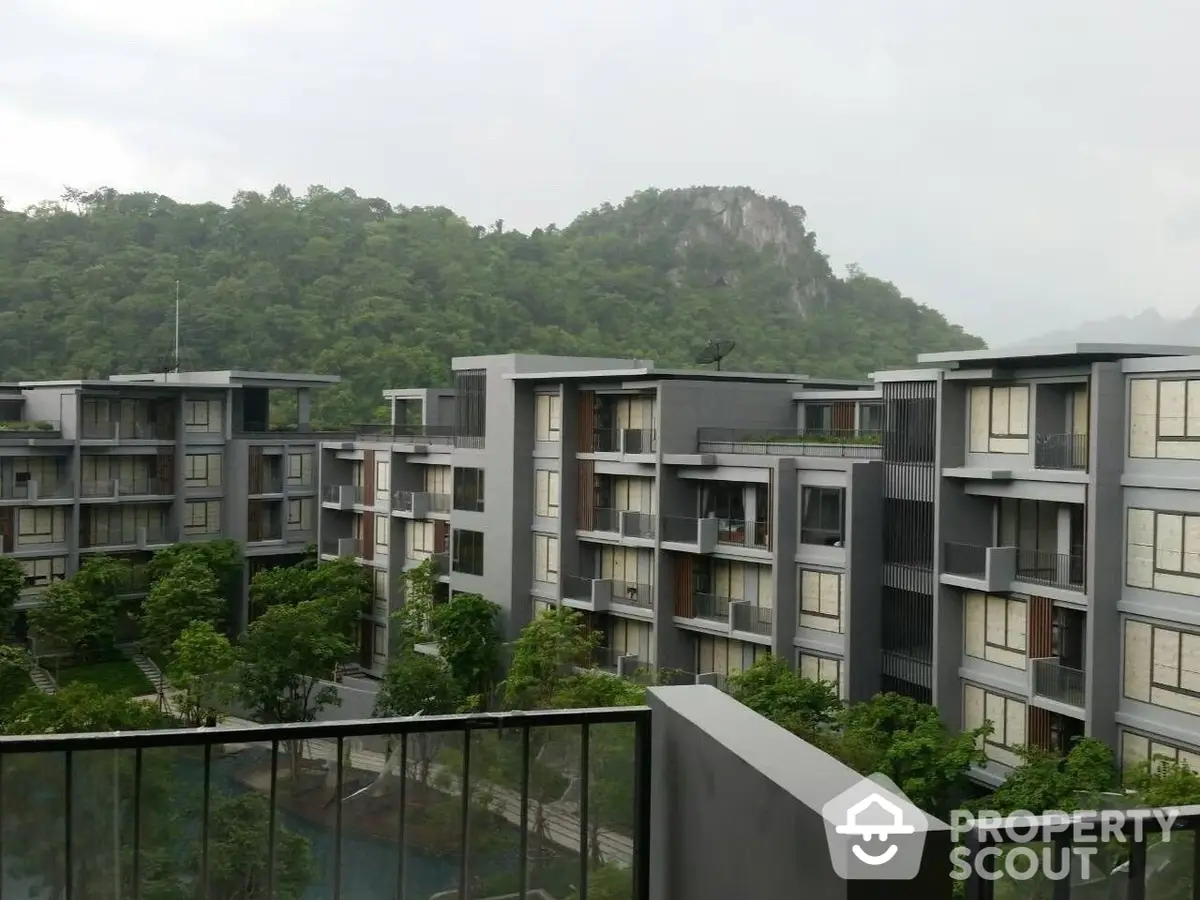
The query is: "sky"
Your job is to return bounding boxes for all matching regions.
[3,0,1200,346]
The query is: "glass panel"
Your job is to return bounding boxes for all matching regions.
[3,751,68,900]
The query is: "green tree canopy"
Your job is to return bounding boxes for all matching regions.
[3,681,169,734]
[727,654,841,738]
[504,606,597,710]
[0,555,22,638]
[374,652,462,718]
[168,620,237,727]
[429,592,501,705]
[139,554,226,660]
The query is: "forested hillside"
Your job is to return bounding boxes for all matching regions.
[0,185,983,423]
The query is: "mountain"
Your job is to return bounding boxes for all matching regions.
[0,184,984,423]
[1016,309,1200,347]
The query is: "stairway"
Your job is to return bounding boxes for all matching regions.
[122,647,167,691]
[30,665,57,695]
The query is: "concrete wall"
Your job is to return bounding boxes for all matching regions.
[656,380,796,455]
[646,685,952,900]
[844,460,883,702]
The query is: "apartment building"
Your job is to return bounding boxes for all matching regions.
[0,369,339,639]
[317,354,889,694]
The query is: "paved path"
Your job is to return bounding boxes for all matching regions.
[135,695,632,866]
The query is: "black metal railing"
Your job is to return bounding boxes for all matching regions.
[621,512,656,540]
[961,805,1200,900]
[611,581,653,610]
[944,542,988,578]
[0,709,651,900]
[716,519,771,550]
[696,427,883,458]
[688,593,731,623]
[584,507,620,533]
[354,423,456,445]
[731,603,773,635]
[1030,657,1087,707]
[1034,433,1089,470]
[1015,547,1086,591]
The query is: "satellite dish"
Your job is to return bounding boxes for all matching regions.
[696,339,736,371]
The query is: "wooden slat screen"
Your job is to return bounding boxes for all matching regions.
[674,554,694,617]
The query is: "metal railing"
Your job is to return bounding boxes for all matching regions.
[622,428,656,454]
[1034,432,1089,470]
[80,420,118,440]
[1015,547,1086,591]
[731,603,773,635]
[661,515,699,543]
[611,581,653,610]
[353,422,456,444]
[688,593,731,623]
[944,542,988,577]
[561,574,595,602]
[621,512,656,540]
[715,519,770,549]
[696,427,883,458]
[1030,657,1086,708]
[799,525,843,547]
[11,479,75,500]
[591,428,621,453]
[960,805,1200,900]
[0,709,651,900]
[583,507,620,533]
[249,473,284,494]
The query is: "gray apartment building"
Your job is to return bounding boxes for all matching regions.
[318,345,1200,786]
[0,369,338,642]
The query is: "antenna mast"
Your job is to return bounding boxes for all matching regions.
[173,280,180,374]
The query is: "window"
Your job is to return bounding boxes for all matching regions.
[453,467,485,512]
[20,557,66,588]
[535,393,562,442]
[375,458,390,494]
[963,684,1026,767]
[425,466,451,496]
[968,385,1030,453]
[695,635,769,678]
[702,483,745,521]
[798,653,843,697]
[287,499,310,530]
[184,399,224,434]
[964,593,1027,669]
[452,529,484,575]
[608,618,653,662]
[184,500,221,535]
[1120,730,1200,774]
[287,452,312,487]
[800,487,843,546]
[1127,508,1200,596]
[798,569,842,633]
[535,470,560,517]
[374,514,388,548]
[185,453,222,487]
[1124,620,1200,716]
[17,508,65,545]
[860,402,884,433]
[533,534,559,584]
[406,521,434,558]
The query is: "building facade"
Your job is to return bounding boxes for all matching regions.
[0,369,340,641]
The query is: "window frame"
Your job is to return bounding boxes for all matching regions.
[1155,378,1200,442]
[533,533,559,584]
[287,452,312,486]
[286,499,309,529]
[535,392,562,442]
[800,486,844,546]
[452,528,485,576]
[798,568,842,624]
[452,467,485,513]
[979,385,1030,440]
[964,593,1027,662]
[184,500,221,535]
[535,469,560,517]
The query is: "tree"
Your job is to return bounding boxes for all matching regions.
[0,644,31,712]
[148,538,243,614]
[830,693,989,819]
[27,581,98,675]
[139,554,226,660]
[168,621,236,727]
[988,737,1117,815]
[70,555,132,653]
[374,652,463,784]
[430,592,501,704]
[3,681,169,734]
[391,556,439,650]
[504,607,597,710]
[0,555,22,638]
[198,794,316,900]
[249,556,368,641]
[727,654,841,739]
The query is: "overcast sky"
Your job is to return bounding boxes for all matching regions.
[3,0,1199,345]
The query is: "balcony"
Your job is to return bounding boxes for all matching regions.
[716,519,770,551]
[562,574,614,612]
[619,511,656,541]
[249,473,284,495]
[677,592,732,625]
[941,542,1017,593]
[660,515,719,553]
[354,422,456,446]
[321,484,359,510]
[81,479,172,500]
[392,490,451,518]
[586,644,644,677]
[2,479,73,502]
[321,536,359,558]
[580,507,621,535]
[81,420,174,442]
[731,602,773,636]
[1014,547,1086,592]
[0,420,62,440]
[611,580,654,611]
[696,427,882,459]
[1034,433,1088,470]
[591,428,657,456]
[1030,657,1087,709]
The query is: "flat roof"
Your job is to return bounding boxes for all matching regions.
[107,369,340,388]
[916,343,1200,369]
[381,388,455,400]
[506,365,807,384]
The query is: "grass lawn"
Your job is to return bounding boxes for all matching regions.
[57,659,154,697]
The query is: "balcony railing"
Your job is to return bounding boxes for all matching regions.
[0,419,61,437]
[685,592,731,623]
[1034,432,1089,470]
[620,512,657,540]
[590,428,657,454]
[731,602,773,636]
[7,479,74,501]
[1015,547,1086,591]
[716,519,770,550]
[943,542,987,578]
[1030,657,1086,708]
[354,422,456,444]
[0,708,651,900]
[611,580,653,610]
[583,507,620,533]
[561,574,595,603]
[696,427,883,458]
[249,473,284,494]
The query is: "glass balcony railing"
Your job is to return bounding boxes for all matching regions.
[731,603,773,636]
[583,507,620,533]
[684,592,731,623]
[620,512,656,540]
[696,427,882,458]
[611,580,653,609]
[943,542,987,578]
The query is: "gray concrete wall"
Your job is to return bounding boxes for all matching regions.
[656,380,796,455]
[844,460,883,702]
[1087,362,1124,748]
[771,458,799,658]
[646,685,952,900]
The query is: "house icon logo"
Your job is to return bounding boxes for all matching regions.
[821,773,929,880]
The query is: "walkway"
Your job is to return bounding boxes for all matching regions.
[134,696,633,867]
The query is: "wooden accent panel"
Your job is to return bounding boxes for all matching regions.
[364,449,375,498]
[156,449,175,494]
[833,401,855,431]
[579,391,595,453]
[361,514,374,561]
[578,460,595,530]
[1027,706,1053,752]
[248,501,263,542]
[674,554,694,617]
[434,520,449,553]
[248,446,264,495]
[1028,596,1054,658]
[0,508,11,553]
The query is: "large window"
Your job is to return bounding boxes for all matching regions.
[533,534,559,584]
[1127,508,1200,596]
[968,385,1030,454]
[184,453,222,487]
[702,483,745,520]
[286,499,311,531]
[286,452,312,487]
[535,470,560,517]
[184,398,224,434]
[1124,620,1200,716]
[1120,730,1200,774]
[964,593,1027,669]
[452,529,484,575]
[695,635,769,678]
[453,468,485,512]
[798,653,843,697]
[963,684,1026,767]
[17,508,65,544]
[20,556,66,589]
[184,500,221,536]
[800,487,843,546]
[535,393,562,442]
[798,569,842,633]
